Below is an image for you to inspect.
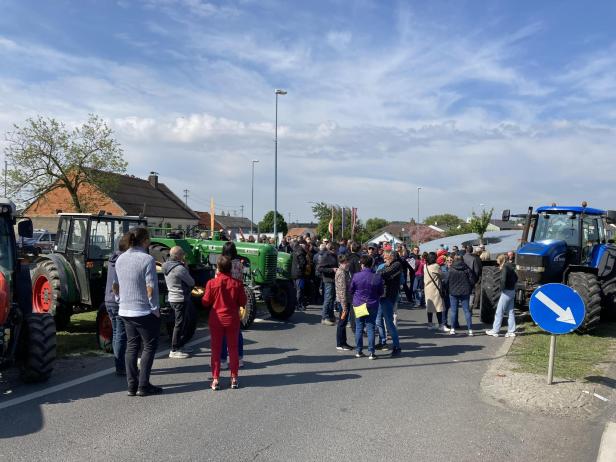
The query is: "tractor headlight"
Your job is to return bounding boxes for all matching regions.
[1,206,9,213]
[516,265,545,273]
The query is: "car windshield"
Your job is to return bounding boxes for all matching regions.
[0,216,15,274]
[88,219,145,259]
[534,213,580,246]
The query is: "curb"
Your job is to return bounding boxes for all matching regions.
[597,422,616,462]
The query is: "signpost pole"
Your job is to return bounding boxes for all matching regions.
[547,335,556,385]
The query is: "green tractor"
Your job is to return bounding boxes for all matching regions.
[148,233,295,329]
[0,200,56,382]
[31,213,146,349]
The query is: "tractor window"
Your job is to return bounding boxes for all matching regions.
[0,217,15,273]
[534,213,580,247]
[68,219,88,252]
[55,219,70,252]
[89,220,114,259]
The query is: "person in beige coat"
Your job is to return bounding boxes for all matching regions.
[424,252,446,331]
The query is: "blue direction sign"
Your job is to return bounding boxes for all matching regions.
[529,283,586,334]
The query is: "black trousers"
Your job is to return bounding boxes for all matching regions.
[122,314,161,390]
[170,301,186,351]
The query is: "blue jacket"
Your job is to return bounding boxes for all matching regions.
[351,268,384,311]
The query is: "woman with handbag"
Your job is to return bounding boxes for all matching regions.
[424,252,447,332]
[350,255,384,360]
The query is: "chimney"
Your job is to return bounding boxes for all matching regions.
[148,171,159,189]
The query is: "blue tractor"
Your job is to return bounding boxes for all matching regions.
[480,203,616,333]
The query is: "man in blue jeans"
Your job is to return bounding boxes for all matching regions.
[376,249,402,356]
[317,243,338,325]
[105,238,127,375]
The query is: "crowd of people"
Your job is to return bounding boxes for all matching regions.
[287,235,518,357]
[106,227,518,395]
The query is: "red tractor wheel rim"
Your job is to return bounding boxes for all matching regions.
[99,311,113,343]
[33,275,53,313]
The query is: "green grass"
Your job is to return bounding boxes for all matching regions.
[56,310,104,357]
[507,322,616,380]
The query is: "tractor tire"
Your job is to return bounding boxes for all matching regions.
[149,243,171,264]
[266,280,296,321]
[600,276,616,322]
[19,313,56,383]
[240,287,257,329]
[31,259,72,331]
[480,266,501,324]
[96,304,113,353]
[568,272,602,334]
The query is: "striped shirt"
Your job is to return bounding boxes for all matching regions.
[115,247,159,317]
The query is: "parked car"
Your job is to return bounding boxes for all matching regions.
[22,229,56,254]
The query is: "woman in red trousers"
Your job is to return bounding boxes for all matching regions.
[202,255,247,390]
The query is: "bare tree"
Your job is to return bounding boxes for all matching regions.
[3,114,127,211]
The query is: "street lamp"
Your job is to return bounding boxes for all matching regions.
[251,159,259,235]
[417,186,422,224]
[274,88,287,246]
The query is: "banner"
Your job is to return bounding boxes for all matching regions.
[328,206,334,239]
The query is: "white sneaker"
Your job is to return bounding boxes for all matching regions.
[440,325,449,333]
[449,329,456,335]
[468,330,474,337]
[485,330,499,337]
[221,360,228,369]
[505,332,516,338]
[239,359,244,368]
[169,350,189,359]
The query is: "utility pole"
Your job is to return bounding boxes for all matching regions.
[183,189,189,206]
[240,205,244,218]
[288,212,291,225]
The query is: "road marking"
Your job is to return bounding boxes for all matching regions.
[597,422,616,462]
[0,332,211,411]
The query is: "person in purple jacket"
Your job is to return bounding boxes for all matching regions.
[350,255,384,360]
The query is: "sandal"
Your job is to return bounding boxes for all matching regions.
[231,378,239,389]
[211,379,220,391]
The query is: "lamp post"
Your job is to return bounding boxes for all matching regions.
[251,159,259,235]
[274,88,287,246]
[417,186,422,224]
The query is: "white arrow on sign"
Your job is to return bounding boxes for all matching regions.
[535,291,577,325]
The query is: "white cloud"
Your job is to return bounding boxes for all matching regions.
[326,30,352,51]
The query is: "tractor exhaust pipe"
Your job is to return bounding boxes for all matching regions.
[521,206,533,245]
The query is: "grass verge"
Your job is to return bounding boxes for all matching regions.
[507,322,616,380]
[56,311,104,357]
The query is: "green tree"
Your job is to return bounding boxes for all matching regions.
[3,114,127,212]
[311,202,354,240]
[468,208,494,244]
[364,217,389,235]
[423,213,465,229]
[258,211,288,235]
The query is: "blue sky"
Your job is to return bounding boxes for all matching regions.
[1,0,616,223]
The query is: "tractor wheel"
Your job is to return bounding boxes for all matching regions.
[600,276,616,322]
[568,272,602,333]
[19,313,56,383]
[31,259,72,330]
[149,243,171,264]
[266,280,296,321]
[480,266,502,324]
[96,304,113,353]
[240,287,257,329]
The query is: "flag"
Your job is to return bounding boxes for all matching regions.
[351,207,358,240]
[210,197,215,238]
[328,206,334,238]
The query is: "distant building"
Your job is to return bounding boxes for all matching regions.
[24,171,199,231]
[195,211,255,238]
[367,222,445,245]
[286,227,318,238]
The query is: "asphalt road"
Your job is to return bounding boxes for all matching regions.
[0,304,608,462]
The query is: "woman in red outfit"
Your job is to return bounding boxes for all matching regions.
[202,255,247,390]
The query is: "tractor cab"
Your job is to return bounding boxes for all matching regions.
[52,213,147,306]
[515,205,612,287]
